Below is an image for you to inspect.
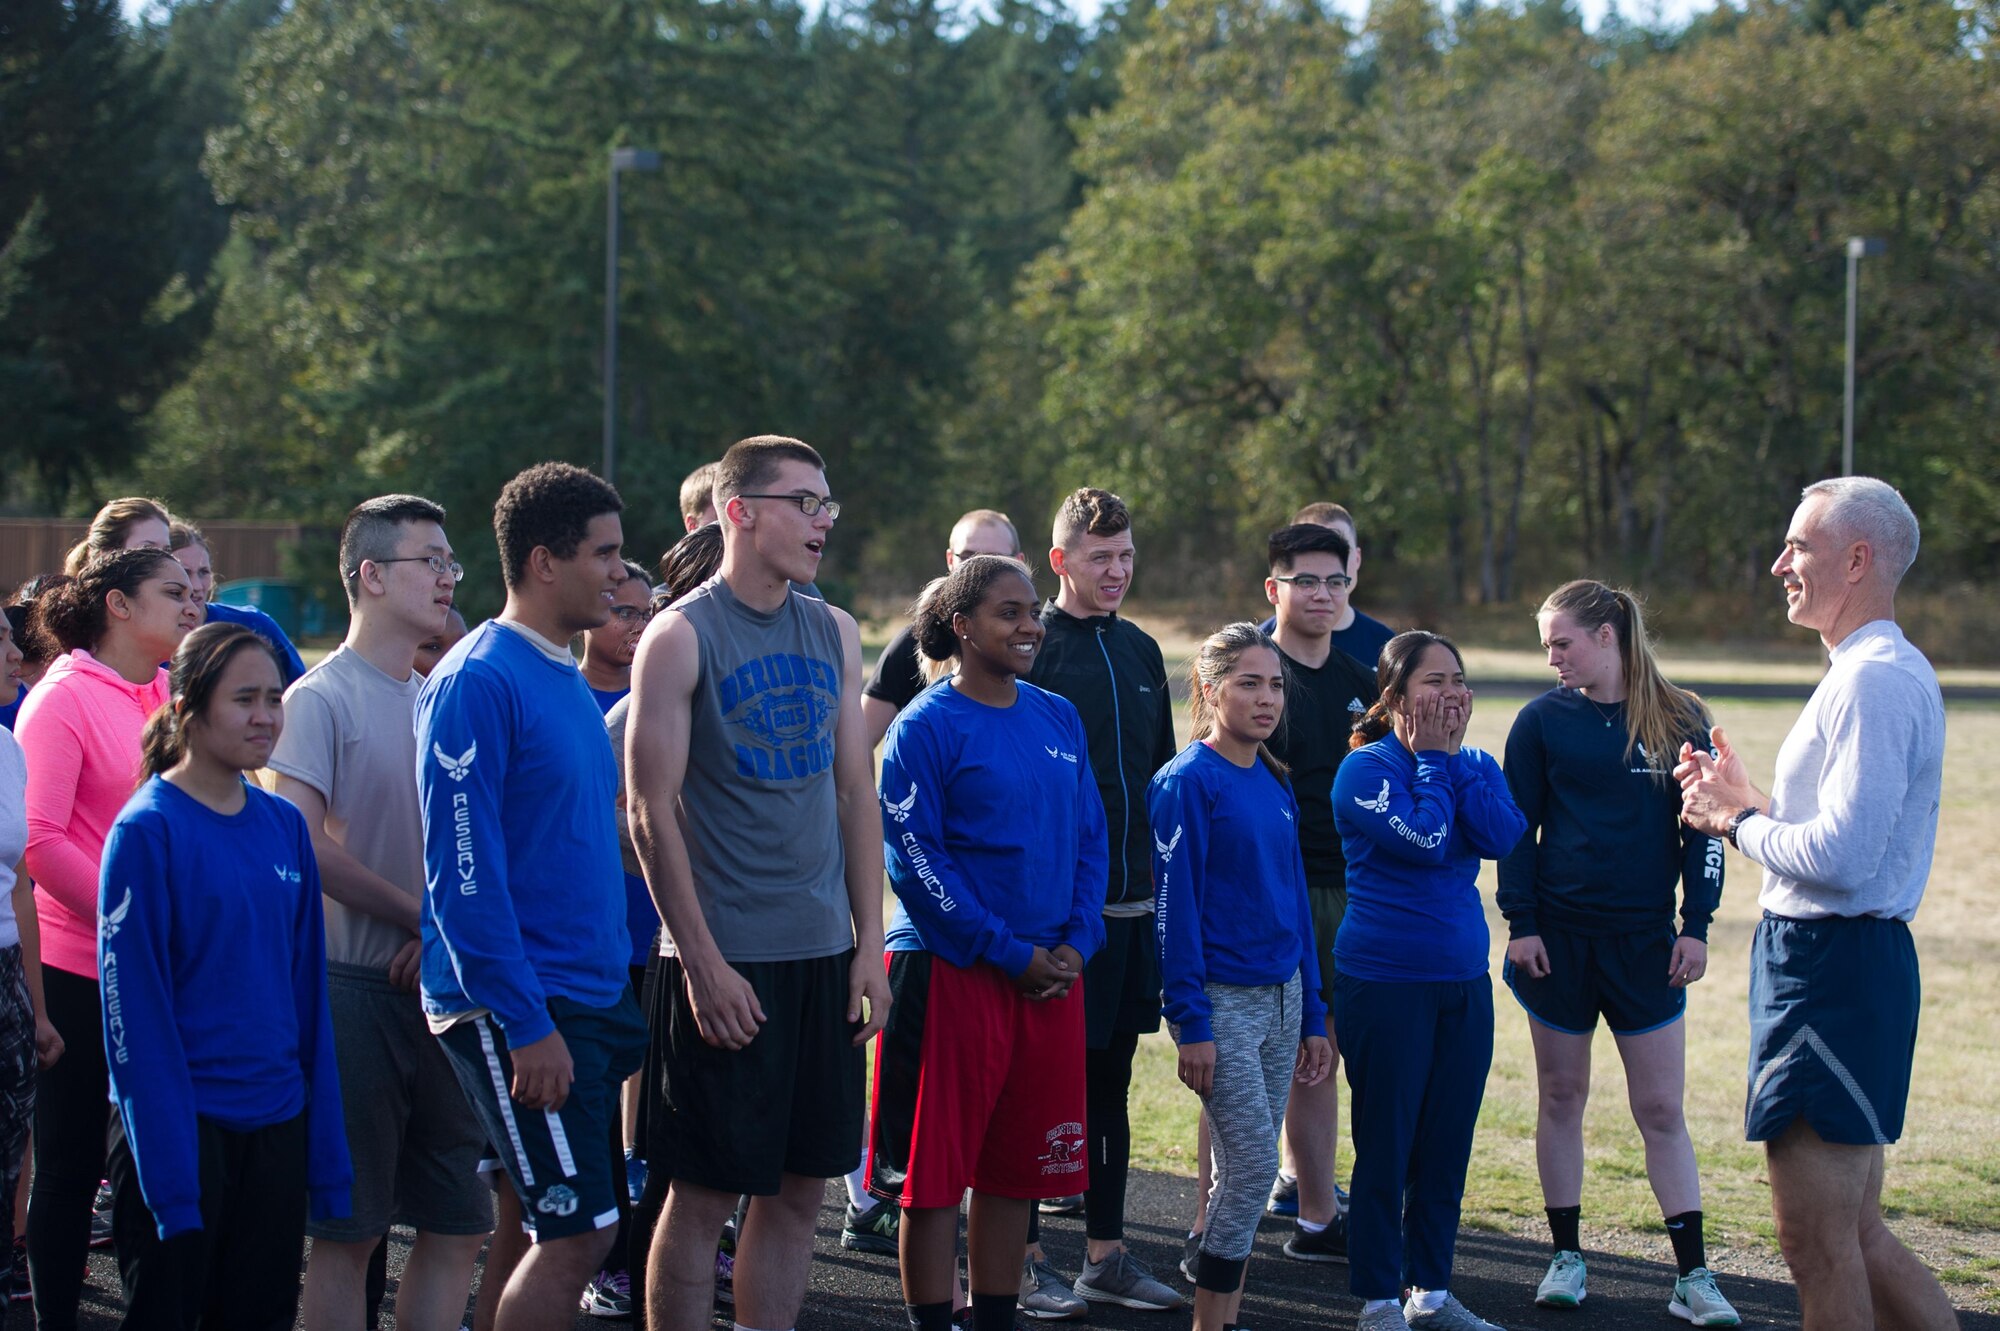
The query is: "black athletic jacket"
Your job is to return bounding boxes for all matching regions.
[1028,602,1179,909]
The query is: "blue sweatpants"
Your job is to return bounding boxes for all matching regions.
[1334,973,1493,1300]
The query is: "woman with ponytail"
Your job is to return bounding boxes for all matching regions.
[868,555,1110,1331]
[1333,630,1525,1331]
[1149,623,1331,1331]
[101,622,349,1325]
[15,548,198,1328]
[1497,581,1739,1325]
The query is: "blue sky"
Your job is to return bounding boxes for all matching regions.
[127,0,1714,31]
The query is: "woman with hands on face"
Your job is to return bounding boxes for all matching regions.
[1331,631,1526,1331]
[1498,582,1740,1324]
[1149,623,1332,1331]
[869,555,1110,1331]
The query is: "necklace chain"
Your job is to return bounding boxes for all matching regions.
[1582,693,1619,728]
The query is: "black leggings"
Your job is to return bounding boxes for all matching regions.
[1026,1031,1141,1247]
[28,966,108,1331]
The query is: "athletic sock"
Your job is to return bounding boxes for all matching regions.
[905,1303,953,1331]
[1408,1288,1448,1313]
[844,1164,872,1210]
[1297,1216,1329,1235]
[970,1291,1017,1330]
[1547,1204,1582,1255]
[1665,1210,1707,1275]
[1363,1299,1401,1315]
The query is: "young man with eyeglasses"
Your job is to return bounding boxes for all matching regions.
[1263,523,1377,1263]
[1023,487,1184,1315]
[274,496,493,1331]
[627,435,889,1331]
[1259,502,1395,672]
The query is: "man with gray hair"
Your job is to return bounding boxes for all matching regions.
[1678,477,1956,1330]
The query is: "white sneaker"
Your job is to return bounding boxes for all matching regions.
[1536,1249,1587,1307]
[1404,1292,1505,1331]
[1670,1268,1742,1326]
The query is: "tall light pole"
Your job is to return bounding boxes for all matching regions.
[1842,235,1886,477]
[604,147,661,487]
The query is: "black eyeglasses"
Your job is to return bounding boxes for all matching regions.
[610,606,654,625]
[738,493,841,520]
[365,555,466,582]
[1273,573,1351,593]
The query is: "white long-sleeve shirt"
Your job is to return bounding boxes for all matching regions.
[1737,620,1944,921]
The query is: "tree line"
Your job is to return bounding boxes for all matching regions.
[4,0,1996,621]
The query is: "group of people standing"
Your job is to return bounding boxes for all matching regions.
[0,443,1957,1331]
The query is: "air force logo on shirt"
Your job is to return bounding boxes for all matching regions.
[720,652,837,782]
[433,742,477,781]
[1353,779,1392,813]
[1045,745,1078,763]
[883,783,918,824]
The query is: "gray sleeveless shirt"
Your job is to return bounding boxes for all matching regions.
[673,574,852,962]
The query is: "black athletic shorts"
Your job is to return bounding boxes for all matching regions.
[1083,915,1163,1049]
[1502,926,1685,1037]
[647,950,866,1196]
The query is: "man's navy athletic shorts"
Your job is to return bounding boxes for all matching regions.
[648,950,866,1196]
[1502,926,1685,1036]
[436,989,646,1242]
[867,951,1087,1210]
[1746,912,1919,1146]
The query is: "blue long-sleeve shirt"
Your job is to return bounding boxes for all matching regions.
[99,777,351,1240]
[1332,738,1527,983]
[415,622,629,1046]
[881,680,1109,975]
[1149,742,1327,1046]
[1497,689,1723,942]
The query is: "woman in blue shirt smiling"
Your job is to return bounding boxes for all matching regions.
[1332,631,1525,1331]
[871,555,1109,1331]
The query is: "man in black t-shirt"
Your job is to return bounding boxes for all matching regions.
[1265,523,1377,1263]
[861,509,1023,749]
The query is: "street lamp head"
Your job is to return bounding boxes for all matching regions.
[1847,236,1887,259]
[611,148,662,172]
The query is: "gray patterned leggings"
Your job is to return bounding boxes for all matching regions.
[1193,970,1303,1292]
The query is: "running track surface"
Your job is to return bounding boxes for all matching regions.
[28,1169,2000,1328]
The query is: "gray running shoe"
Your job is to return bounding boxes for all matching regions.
[1404,1293,1505,1331]
[1357,1303,1408,1331]
[1019,1256,1087,1320]
[1535,1250,1587,1307]
[1670,1268,1742,1327]
[1073,1248,1184,1311]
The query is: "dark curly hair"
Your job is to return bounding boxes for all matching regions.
[139,623,285,780]
[908,555,1038,682]
[657,522,724,604]
[492,463,623,589]
[30,549,185,658]
[1351,630,1466,750]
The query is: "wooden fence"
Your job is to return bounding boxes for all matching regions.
[0,519,305,594]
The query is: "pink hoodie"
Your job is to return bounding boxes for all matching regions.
[17,650,170,979]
